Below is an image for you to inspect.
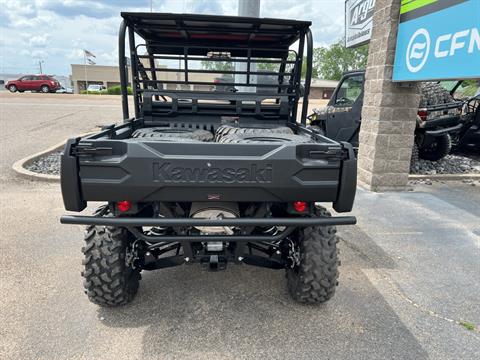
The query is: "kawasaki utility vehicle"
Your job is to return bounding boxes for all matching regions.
[60,13,357,306]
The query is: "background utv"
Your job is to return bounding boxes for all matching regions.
[309,71,479,162]
[60,13,357,306]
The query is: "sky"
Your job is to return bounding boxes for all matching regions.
[0,0,346,76]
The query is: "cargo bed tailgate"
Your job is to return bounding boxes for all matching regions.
[61,139,356,211]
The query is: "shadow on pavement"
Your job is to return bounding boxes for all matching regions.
[97,240,426,359]
[338,225,398,269]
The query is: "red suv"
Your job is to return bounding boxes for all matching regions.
[5,75,61,93]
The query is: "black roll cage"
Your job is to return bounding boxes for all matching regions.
[117,12,313,126]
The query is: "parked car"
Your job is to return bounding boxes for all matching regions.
[56,86,73,94]
[212,74,235,93]
[5,75,61,93]
[86,84,104,92]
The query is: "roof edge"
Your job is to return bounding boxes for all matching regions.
[120,12,311,28]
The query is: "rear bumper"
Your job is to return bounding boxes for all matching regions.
[60,215,357,227]
[425,123,463,136]
[60,214,356,242]
[60,215,357,245]
[422,114,461,132]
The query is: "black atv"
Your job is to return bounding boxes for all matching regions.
[309,70,466,162]
[60,13,357,306]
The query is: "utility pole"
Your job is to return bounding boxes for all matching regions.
[84,52,88,91]
[236,0,260,93]
[238,0,260,17]
[38,60,44,74]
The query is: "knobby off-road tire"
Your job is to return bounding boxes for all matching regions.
[419,133,452,161]
[215,124,293,141]
[132,127,213,142]
[287,207,339,304]
[419,82,454,108]
[410,141,420,171]
[218,133,313,144]
[82,207,141,307]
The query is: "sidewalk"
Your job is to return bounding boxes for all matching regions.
[336,180,480,358]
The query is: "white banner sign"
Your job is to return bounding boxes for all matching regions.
[345,0,376,48]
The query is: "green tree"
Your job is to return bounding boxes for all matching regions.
[202,52,321,80]
[313,39,368,80]
[299,56,319,78]
[256,53,318,79]
[201,60,233,71]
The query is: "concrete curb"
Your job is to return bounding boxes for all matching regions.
[408,173,480,181]
[12,140,65,182]
[12,131,97,182]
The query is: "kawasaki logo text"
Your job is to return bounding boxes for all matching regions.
[153,162,273,184]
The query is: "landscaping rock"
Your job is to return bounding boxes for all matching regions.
[410,154,480,175]
[25,151,62,175]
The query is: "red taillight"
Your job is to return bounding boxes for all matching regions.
[293,201,308,213]
[417,109,428,122]
[117,200,131,212]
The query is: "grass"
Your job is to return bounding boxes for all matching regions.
[459,320,475,331]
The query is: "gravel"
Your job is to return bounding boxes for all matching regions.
[26,151,62,175]
[410,154,480,175]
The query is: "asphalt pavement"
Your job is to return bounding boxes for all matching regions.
[1,93,479,359]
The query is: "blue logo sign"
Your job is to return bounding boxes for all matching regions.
[393,0,480,81]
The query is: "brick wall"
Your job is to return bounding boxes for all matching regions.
[357,0,421,191]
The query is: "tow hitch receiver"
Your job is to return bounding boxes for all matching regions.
[201,255,227,271]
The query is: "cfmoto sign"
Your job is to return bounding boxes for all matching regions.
[405,26,480,74]
[393,0,480,81]
[406,28,430,73]
[433,28,480,58]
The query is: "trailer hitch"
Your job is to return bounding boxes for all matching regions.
[201,255,227,271]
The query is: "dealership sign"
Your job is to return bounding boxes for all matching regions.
[393,0,480,81]
[345,0,376,48]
